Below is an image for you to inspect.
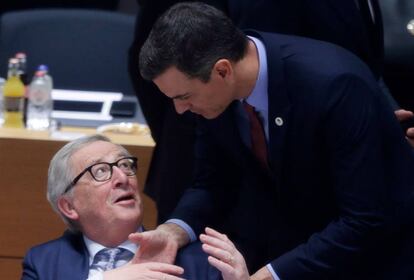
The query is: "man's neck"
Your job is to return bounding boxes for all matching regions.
[234,39,260,100]
[82,222,142,248]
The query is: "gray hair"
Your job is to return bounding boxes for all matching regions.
[46,134,129,231]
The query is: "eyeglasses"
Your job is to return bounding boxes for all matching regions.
[63,156,138,194]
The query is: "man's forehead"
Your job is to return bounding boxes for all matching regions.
[72,141,127,166]
[153,67,190,96]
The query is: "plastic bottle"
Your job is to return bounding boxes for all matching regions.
[26,71,52,130]
[3,58,25,128]
[37,65,53,98]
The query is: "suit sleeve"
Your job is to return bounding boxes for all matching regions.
[271,74,413,279]
[170,116,241,235]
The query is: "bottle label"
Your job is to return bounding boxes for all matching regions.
[30,89,48,106]
[4,96,24,112]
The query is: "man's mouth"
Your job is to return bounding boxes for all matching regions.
[114,193,136,204]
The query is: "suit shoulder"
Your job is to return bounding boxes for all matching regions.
[24,231,82,257]
[250,30,373,80]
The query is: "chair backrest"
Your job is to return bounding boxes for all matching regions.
[0,9,136,97]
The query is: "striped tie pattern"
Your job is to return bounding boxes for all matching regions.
[90,247,134,272]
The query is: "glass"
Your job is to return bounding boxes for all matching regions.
[64,156,137,194]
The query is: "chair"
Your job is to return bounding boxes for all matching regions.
[0,9,145,125]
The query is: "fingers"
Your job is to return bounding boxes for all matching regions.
[407,128,414,138]
[143,262,185,275]
[202,243,235,265]
[200,227,235,251]
[205,227,231,241]
[129,230,178,265]
[128,232,146,243]
[200,227,236,266]
[200,227,250,280]
[207,255,234,273]
[395,109,414,121]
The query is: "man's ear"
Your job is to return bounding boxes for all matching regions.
[213,59,233,79]
[58,196,79,221]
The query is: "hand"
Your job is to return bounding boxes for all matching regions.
[394,109,414,147]
[250,266,274,280]
[103,262,185,280]
[129,223,190,264]
[200,227,250,280]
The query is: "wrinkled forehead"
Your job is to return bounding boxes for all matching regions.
[70,141,130,172]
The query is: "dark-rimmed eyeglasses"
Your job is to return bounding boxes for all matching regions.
[63,156,138,194]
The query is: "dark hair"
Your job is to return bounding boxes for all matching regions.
[139,1,248,82]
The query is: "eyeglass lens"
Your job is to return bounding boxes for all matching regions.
[91,158,137,182]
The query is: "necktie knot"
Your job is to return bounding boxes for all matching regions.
[90,247,134,272]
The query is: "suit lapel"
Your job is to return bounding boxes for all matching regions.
[248,31,292,182]
[57,231,89,279]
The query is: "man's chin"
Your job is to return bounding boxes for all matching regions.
[200,111,223,120]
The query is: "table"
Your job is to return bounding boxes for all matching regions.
[0,126,156,279]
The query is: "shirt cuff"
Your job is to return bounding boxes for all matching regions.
[165,219,197,242]
[266,263,280,280]
[87,272,103,280]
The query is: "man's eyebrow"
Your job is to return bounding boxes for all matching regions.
[171,92,190,100]
[85,152,129,165]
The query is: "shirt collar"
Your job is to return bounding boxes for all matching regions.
[83,226,143,264]
[245,36,268,116]
[244,36,269,140]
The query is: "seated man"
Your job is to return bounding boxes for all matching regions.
[21,134,221,280]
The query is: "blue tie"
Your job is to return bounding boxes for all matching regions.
[90,247,134,271]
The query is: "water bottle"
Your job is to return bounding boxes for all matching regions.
[37,64,53,93]
[26,71,52,130]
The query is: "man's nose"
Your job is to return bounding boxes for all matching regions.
[111,166,129,186]
[174,100,190,114]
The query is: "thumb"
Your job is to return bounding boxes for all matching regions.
[128,232,147,244]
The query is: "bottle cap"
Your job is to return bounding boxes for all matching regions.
[15,52,26,59]
[37,64,49,72]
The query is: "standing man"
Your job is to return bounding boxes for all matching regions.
[129,0,414,226]
[134,2,414,280]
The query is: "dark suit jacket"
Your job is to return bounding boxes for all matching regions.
[129,0,399,223]
[171,31,414,279]
[21,230,221,280]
